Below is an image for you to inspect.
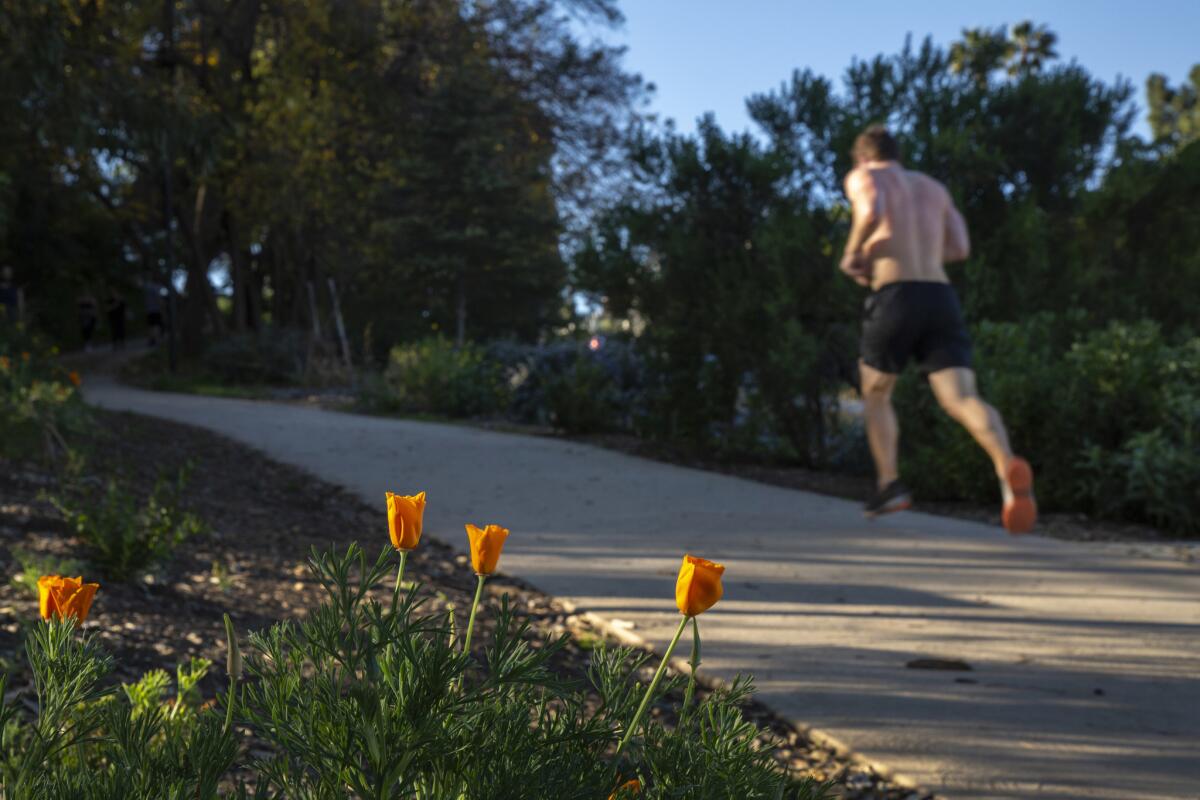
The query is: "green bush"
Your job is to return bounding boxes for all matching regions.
[0,336,89,461]
[544,357,622,434]
[199,328,307,385]
[51,467,208,582]
[376,337,508,418]
[896,316,1200,533]
[7,546,85,597]
[0,544,834,799]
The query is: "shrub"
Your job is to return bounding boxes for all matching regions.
[0,336,89,461]
[7,546,85,597]
[51,466,208,582]
[1074,394,1200,532]
[543,357,622,434]
[377,337,508,417]
[490,338,648,433]
[199,328,307,385]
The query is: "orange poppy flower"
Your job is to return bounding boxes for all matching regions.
[675,555,724,617]
[67,371,82,387]
[386,491,426,551]
[465,523,509,575]
[38,575,100,623]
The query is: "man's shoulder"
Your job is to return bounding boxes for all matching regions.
[845,164,872,186]
[845,165,883,197]
[899,167,933,183]
[903,170,952,205]
[904,169,948,191]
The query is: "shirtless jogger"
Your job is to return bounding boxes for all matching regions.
[840,125,1036,534]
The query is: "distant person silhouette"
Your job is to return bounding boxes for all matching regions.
[78,292,99,352]
[840,125,1036,534]
[143,280,164,347]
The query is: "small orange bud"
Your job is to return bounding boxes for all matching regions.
[465,523,509,575]
[386,491,426,551]
[675,555,724,617]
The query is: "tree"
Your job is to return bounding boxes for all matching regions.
[0,0,645,354]
[1006,21,1058,77]
[949,26,1010,88]
[948,21,1058,88]
[1147,65,1200,150]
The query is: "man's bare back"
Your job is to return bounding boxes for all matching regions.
[841,162,970,290]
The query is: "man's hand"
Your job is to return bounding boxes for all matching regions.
[840,251,872,287]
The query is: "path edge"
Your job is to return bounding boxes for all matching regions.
[569,606,939,799]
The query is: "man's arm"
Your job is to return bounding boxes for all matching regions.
[841,169,880,285]
[943,196,970,263]
[843,168,881,258]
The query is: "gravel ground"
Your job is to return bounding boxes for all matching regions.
[0,409,928,799]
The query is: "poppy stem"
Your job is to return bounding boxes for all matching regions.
[223,673,237,735]
[682,616,701,714]
[462,574,487,657]
[222,613,241,735]
[616,615,690,758]
[391,549,409,615]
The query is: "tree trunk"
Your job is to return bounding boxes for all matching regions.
[269,233,285,327]
[246,256,262,330]
[177,184,224,355]
[225,211,248,332]
[455,270,466,346]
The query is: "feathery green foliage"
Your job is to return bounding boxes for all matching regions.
[0,544,835,798]
[50,465,208,582]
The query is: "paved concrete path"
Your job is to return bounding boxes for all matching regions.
[84,375,1200,800]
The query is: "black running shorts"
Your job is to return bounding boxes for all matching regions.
[860,281,972,375]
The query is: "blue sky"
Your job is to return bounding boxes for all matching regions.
[594,0,1198,140]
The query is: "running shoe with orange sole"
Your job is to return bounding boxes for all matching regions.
[1002,457,1037,534]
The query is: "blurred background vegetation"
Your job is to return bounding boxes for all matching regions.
[1,4,1196,532]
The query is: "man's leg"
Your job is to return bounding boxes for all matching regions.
[860,361,900,489]
[927,367,1036,532]
[926,367,1010,477]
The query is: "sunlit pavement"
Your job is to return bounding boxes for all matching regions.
[85,371,1200,800]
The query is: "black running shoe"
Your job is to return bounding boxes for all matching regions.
[863,480,912,518]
